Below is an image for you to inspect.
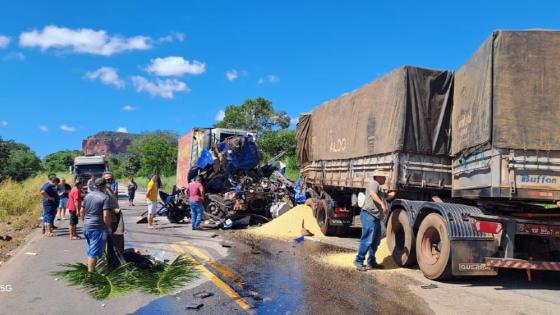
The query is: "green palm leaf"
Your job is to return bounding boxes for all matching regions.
[134,255,198,295]
[53,254,198,299]
[52,256,134,300]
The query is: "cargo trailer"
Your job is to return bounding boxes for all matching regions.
[298,30,560,280]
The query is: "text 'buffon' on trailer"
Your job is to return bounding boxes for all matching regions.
[296,30,560,280]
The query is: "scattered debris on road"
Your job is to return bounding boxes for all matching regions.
[420,284,438,290]
[193,291,214,299]
[185,302,204,310]
[24,252,38,256]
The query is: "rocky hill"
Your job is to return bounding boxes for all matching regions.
[82,131,139,155]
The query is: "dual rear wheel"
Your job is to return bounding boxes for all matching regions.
[387,211,452,280]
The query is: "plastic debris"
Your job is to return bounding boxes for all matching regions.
[193,291,214,299]
[24,252,38,256]
[186,303,204,310]
[294,236,304,243]
[153,250,166,263]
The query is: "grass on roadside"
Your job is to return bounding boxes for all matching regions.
[0,174,46,262]
[0,175,44,223]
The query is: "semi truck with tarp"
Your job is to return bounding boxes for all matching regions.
[297,30,560,280]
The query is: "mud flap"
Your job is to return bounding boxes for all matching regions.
[451,240,498,276]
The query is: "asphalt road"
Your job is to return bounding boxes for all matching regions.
[0,187,559,315]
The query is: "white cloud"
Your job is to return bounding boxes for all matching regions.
[85,67,125,89]
[122,105,136,112]
[0,121,7,127]
[19,25,152,56]
[131,76,189,99]
[157,32,185,43]
[60,124,76,132]
[3,52,25,61]
[116,127,128,133]
[258,74,279,84]
[290,117,299,125]
[215,110,225,121]
[226,70,238,81]
[145,56,206,77]
[39,125,48,132]
[0,35,10,48]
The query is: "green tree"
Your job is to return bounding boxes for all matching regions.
[0,138,42,181]
[128,133,178,177]
[120,154,141,177]
[257,129,296,161]
[214,97,290,132]
[43,150,82,173]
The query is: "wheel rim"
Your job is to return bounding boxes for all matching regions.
[207,201,223,217]
[421,226,441,265]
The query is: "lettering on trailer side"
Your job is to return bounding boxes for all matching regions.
[458,263,493,271]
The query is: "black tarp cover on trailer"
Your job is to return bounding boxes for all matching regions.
[296,66,454,166]
[452,30,560,155]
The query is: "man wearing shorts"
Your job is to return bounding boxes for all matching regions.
[57,178,71,220]
[40,176,60,237]
[146,174,159,229]
[67,180,83,240]
[82,178,112,272]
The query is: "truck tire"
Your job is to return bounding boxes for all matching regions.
[315,199,337,236]
[386,209,416,267]
[204,194,227,219]
[415,213,452,280]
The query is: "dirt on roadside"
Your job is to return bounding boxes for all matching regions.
[0,214,41,265]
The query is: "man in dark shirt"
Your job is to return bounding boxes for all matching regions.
[40,176,60,237]
[354,173,396,271]
[81,178,112,272]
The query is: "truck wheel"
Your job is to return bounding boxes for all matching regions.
[415,213,452,280]
[315,199,337,236]
[204,194,227,219]
[387,209,416,267]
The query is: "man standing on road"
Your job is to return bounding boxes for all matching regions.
[354,173,395,271]
[81,178,112,272]
[40,175,60,237]
[87,175,97,193]
[57,178,71,220]
[127,177,137,206]
[146,174,159,229]
[67,180,83,240]
[187,176,205,230]
[103,172,124,253]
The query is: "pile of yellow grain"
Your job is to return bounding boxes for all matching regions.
[318,238,400,270]
[248,205,325,238]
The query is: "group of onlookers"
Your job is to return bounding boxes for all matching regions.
[40,171,207,272]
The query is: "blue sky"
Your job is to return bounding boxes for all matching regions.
[0,0,559,157]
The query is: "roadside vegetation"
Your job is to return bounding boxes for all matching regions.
[0,174,45,261]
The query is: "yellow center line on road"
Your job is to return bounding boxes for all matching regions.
[178,240,246,287]
[169,243,252,311]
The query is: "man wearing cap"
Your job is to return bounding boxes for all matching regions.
[81,178,112,272]
[354,173,395,271]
